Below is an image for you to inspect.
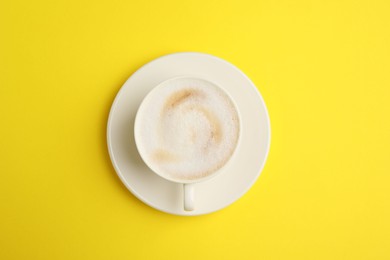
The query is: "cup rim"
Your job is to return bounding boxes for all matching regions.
[134,75,242,184]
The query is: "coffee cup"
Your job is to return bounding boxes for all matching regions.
[134,76,241,211]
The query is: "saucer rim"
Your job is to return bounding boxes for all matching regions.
[107,52,271,216]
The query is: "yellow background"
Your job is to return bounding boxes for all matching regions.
[1,0,389,259]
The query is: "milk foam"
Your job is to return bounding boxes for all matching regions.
[136,78,240,181]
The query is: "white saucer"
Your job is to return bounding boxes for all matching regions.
[107,52,270,216]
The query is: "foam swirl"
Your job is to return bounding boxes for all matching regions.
[136,78,239,181]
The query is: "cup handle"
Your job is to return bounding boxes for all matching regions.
[183,183,195,211]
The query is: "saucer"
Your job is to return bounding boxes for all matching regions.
[107,52,270,216]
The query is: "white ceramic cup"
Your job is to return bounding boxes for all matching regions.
[134,76,241,211]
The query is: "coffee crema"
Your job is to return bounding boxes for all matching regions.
[135,78,240,182]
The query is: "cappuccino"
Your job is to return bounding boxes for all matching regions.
[135,78,240,182]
